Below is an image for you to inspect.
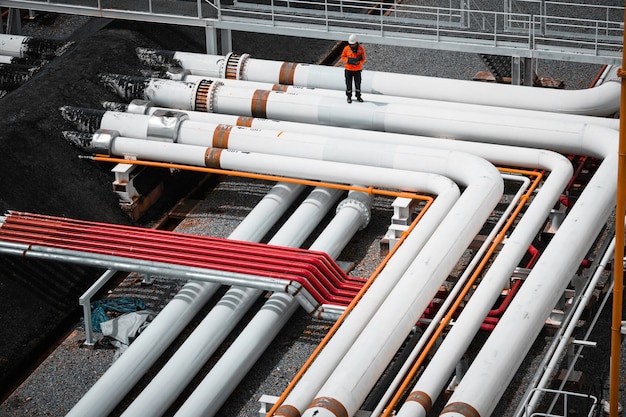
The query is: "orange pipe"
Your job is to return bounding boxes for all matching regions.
[609,5,626,414]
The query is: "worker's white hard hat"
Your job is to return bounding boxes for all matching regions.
[348,34,358,44]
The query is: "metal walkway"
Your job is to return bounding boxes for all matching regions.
[0,0,623,65]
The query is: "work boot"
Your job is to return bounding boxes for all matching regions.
[347,97,352,103]
[357,96,363,102]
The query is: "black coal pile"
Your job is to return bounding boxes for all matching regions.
[0,17,216,400]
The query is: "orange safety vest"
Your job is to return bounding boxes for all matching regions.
[342,44,366,71]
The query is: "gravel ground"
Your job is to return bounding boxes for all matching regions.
[0,9,619,417]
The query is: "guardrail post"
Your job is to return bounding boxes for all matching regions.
[79,269,118,346]
[205,25,218,54]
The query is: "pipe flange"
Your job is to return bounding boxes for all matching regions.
[147,110,189,142]
[92,129,119,154]
[194,79,221,113]
[337,197,371,230]
[224,52,250,80]
[127,99,152,115]
[237,53,250,80]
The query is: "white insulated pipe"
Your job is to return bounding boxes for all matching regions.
[121,186,343,417]
[309,190,373,260]
[120,95,619,131]
[65,174,305,417]
[173,190,372,417]
[64,280,220,417]
[187,74,623,130]
[371,173,530,417]
[0,33,71,58]
[138,49,620,116]
[439,130,617,417]
[0,34,33,57]
[269,187,344,246]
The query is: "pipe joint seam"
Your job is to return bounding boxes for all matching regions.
[406,391,433,412]
[308,397,349,417]
[273,404,302,417]
[336,197,371,230]
[204,147,222,168]
[92,129,118,154]
[279,61,298,85]
[147,109,189,143]
[127,99,152,114]
[441,402,481,417]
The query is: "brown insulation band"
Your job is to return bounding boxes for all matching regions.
[212,124,232,149]
[251,90,270,119]
[195,79,212,113]
[237,116,254,127]
[440,402,482,417]
[272,84,289,92]
[406,391,433,412]
[204,148,222,168]
[308,397,348,417]
[273,404,301,417]
[279,62,298,85]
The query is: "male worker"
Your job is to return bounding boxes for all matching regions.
[341,33,366,103]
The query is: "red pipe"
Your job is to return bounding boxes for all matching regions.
[0,211,366,306]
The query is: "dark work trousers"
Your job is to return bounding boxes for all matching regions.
[345,69,362,99]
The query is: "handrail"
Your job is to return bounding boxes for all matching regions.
[0,0,622,64]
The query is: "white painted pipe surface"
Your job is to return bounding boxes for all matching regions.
[105,80,619,155]
[92,60,619,415]
[111,93,613,417]
[187,74,623,130]
[85,132,467,416]
[0,34,29,57]
[142,49,620,116]
[228,182,306,242]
